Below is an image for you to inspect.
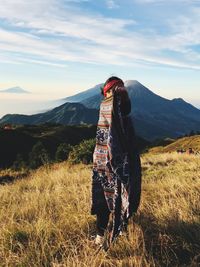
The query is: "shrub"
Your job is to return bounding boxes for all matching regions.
[68,138,95,164]
[12,153,27,171]
[29,141,50,169]
[55,143,72,162]
[5,229,29,253]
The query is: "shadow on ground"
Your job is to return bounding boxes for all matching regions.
[133,212,200,266]
[0,173,28,185]
[84,211,200,266]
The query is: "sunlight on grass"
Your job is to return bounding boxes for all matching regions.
[0,153,199,266]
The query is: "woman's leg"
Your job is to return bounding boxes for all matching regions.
[96,208,110,236]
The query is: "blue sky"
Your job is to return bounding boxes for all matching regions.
[0,0,200,107]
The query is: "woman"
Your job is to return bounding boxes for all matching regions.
[91,76,141,249]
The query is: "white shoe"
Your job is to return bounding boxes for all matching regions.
[95,234,104,246]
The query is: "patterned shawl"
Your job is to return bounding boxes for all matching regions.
[95,87,136,249]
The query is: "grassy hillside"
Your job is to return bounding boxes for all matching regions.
[149,135,200,154]
[0,153,199,266]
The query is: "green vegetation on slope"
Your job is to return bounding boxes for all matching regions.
[0,153,199,266]
[0,123,149,170]
[0,124,97,168]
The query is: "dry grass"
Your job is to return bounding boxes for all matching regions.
[0,153,199,266]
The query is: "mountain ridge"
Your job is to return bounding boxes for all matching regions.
[0,80,200,141]
[0,102,98,126]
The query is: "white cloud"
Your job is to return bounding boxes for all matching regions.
[106,0,119,9]
[0,0,200,70]
[136,0,199,3]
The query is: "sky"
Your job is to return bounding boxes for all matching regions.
[0,0,200,117]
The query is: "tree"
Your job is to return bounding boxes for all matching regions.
[55,143,72,162]
[29,141,50,169]
[12,153,26,171]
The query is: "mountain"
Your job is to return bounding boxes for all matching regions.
[53,83,103,106]
[0,102,98,125]
[81,80,200,140]
[1,80,200,141]
[0,86,30,94]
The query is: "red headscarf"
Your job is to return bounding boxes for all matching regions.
[103,79,124,97]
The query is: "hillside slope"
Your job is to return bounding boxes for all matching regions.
[0,154,199,266]
[0,125,97,168]
[61,83,103,103]
[149,135,200,153]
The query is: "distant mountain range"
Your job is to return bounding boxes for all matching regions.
[0,87,30,94]
[0,102,99,126]
[1,80,200,141]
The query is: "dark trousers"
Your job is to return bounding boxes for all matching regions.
[96,207,110,236]
[96,191,129,237]
[96,183,122,237]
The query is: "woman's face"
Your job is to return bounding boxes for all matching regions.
[106,88,113,98]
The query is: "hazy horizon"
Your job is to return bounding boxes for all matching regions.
[0,81,200,119]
